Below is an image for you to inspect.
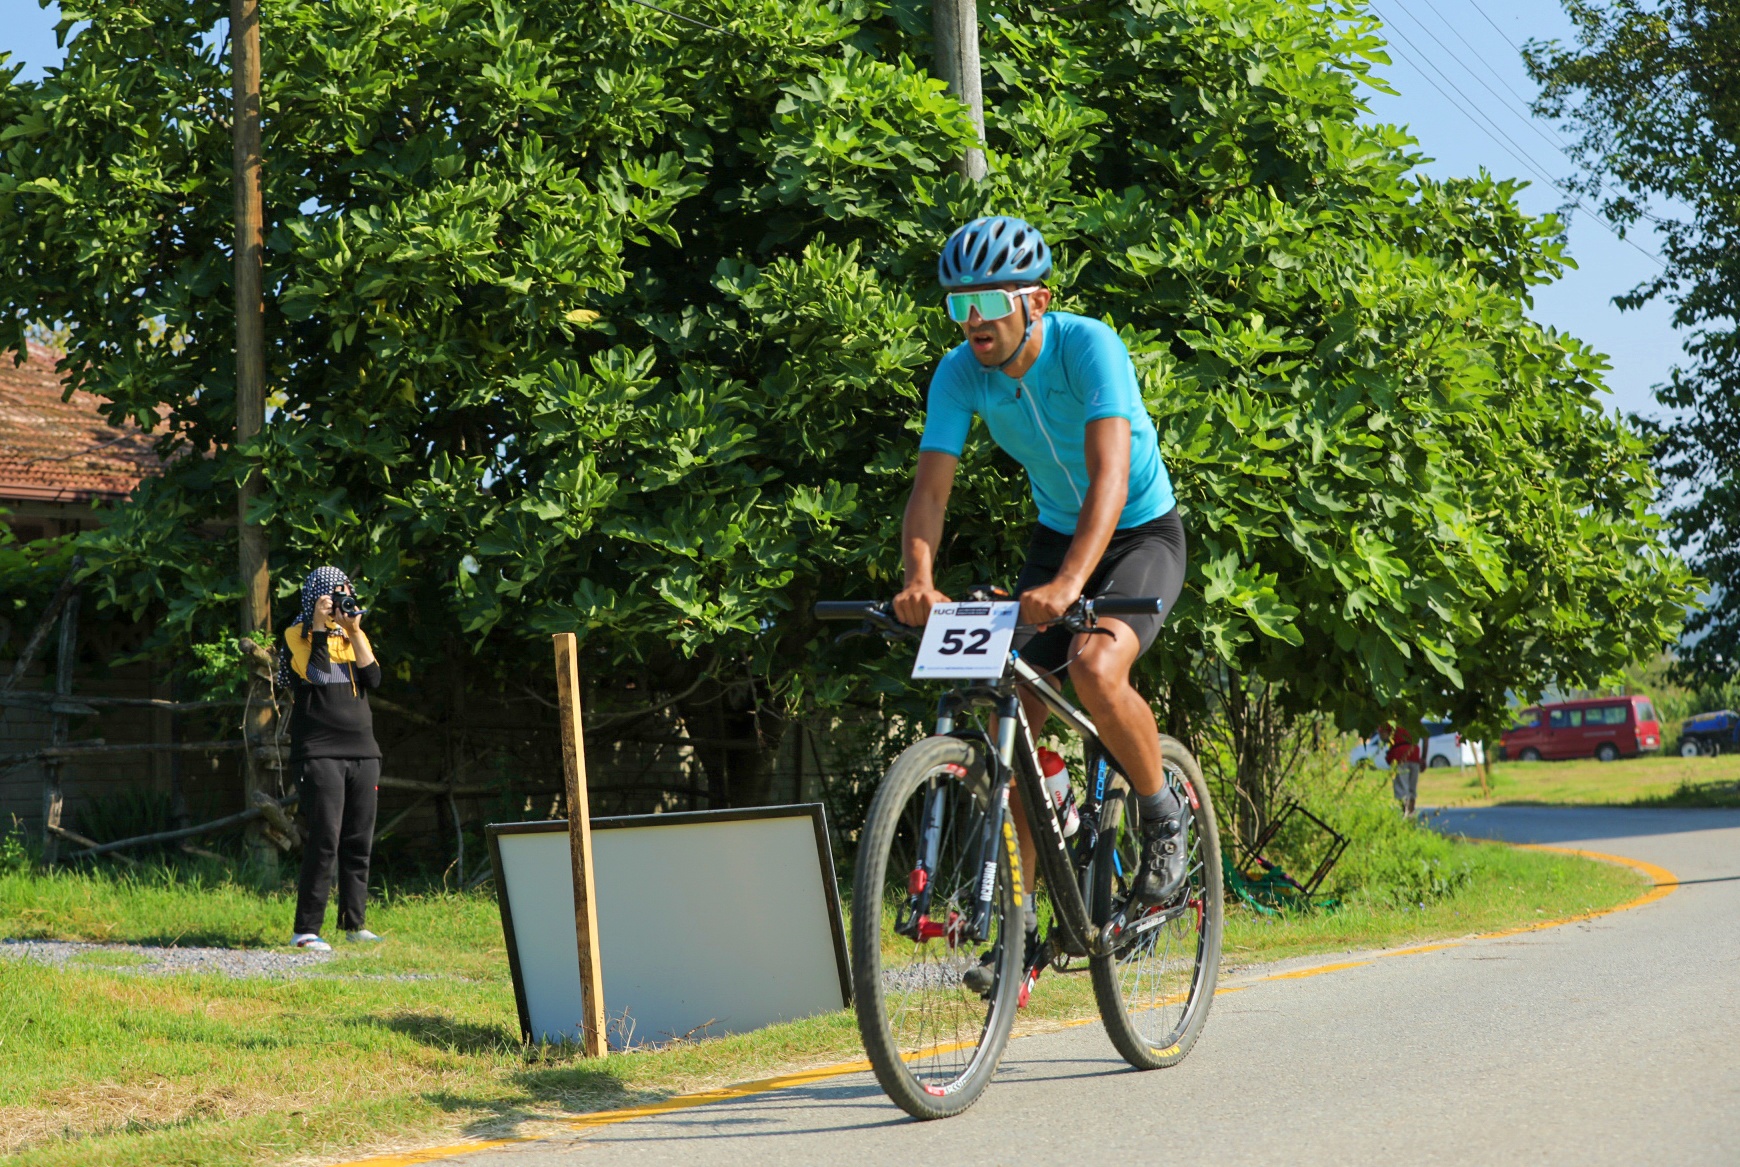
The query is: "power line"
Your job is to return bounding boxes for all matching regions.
[1369,2,1667,267]
[1406,0,1670,227]
[1460,0,1526,56]
[1373,7,1569,187]
[1416,0,1547,116]
[1391,0,1579,162]
[1443,0,1675,227]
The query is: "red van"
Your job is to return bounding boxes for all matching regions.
[1500,697,1662,762]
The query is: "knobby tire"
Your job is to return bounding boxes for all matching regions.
[1089,734,1223,1070]
[852,735,1023,1119]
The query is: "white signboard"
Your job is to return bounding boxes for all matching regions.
[912,601,1019,679]
[489,806,849,1050]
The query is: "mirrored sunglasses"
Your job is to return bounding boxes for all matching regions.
[944,287,1041,324]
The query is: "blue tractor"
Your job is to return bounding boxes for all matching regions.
[1678,710,1740,757]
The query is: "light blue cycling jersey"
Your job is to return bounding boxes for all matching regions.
[919,311,1175,534]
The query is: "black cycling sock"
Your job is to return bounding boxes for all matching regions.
[1024,901,1039,935]
[1138,787,1183,828]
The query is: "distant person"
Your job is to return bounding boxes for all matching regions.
[1384,723,1421,817]
[276,566,384,950]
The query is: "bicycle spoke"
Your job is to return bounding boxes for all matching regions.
[1110,765,1206,1048]
[874,766,1008,1093]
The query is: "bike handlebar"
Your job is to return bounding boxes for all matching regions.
[811,595,1163,627]
[1089,596,1164,617]
[815,601,891,621]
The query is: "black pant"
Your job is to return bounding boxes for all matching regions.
[294,757,380,935]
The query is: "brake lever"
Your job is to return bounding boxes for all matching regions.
[1057,619,1115,638]
[835,614,918,644]
[1059,597,1115,638]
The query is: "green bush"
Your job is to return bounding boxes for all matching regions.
[0,0,1693,756]
[1325,783,1474,906]
[1235,738,1473,910]
[0,815,32,875]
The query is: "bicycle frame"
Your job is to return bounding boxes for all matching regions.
[931,654,1126,959]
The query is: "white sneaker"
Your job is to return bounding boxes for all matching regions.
[346,929,384,943]
[292,933,332,951]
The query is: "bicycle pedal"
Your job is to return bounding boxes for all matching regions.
[1017,966,1040,1008]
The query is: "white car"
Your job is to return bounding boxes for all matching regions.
[1350,722,1486,769]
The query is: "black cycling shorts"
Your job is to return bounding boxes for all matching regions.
[1011,506,1187,680]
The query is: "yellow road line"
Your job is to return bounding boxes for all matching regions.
[328,842,1680,1166]
[1264,959,1375,980]
[331,1140,532,1166]
[565,1059,877,1133]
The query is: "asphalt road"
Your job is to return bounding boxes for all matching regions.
[444,806,1740,1166]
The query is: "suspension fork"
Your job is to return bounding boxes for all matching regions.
[908,777,947,921]
[966,697,1021,943]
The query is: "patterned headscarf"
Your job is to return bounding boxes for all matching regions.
[275,566,353,689]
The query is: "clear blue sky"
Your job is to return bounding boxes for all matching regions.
[0,0,1681,420]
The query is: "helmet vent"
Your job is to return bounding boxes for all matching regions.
[938,215,1053,288]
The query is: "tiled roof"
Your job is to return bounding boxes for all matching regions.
[0,343,162,504]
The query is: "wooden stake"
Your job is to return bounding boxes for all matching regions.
[2,557,84,695]
[40,591,78,865]
[553,633,606,1056]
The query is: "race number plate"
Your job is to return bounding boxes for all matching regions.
[912,602,1020,679]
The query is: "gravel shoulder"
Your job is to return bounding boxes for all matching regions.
[0,938,334,978]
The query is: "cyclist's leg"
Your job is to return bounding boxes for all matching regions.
[1065,619,1163,798]
[1063,506,1186,794]
[1066,509,1189,899]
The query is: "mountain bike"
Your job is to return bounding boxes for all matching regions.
[816,592,1223,1120]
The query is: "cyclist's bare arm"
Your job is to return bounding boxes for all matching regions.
[1016,416,1164,803]
[895,450,959,626]
[1017,417,1131,626]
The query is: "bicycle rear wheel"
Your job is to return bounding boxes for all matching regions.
[852,735,1023,1119]
[1089,734,1223,1069]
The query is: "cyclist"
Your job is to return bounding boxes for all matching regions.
[891,215,1189,988]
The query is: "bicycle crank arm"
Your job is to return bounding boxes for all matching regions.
[1097,899,1191,952]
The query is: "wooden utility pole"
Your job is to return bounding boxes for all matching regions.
[553,633,607,1056]
[232,0,267,635]
[933,0,986,180]
[232,0,276,872]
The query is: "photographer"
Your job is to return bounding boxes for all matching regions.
[277,566,384,950]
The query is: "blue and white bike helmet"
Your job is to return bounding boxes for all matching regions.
[938,215,1053,288]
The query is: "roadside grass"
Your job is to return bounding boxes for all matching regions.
[0,827,1644,1167]
[1418,753,1740,809]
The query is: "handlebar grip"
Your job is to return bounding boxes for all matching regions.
[1092,597,1164,617]
[814,600,889,620]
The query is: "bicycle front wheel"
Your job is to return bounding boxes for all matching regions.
[852,735,1023,1119]
[1090,734,1223,1069]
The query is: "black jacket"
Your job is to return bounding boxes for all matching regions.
[282,624,382,760]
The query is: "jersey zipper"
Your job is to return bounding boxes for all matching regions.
[1017,378,1085,509]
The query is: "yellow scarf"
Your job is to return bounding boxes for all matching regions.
[287,621,358,682]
